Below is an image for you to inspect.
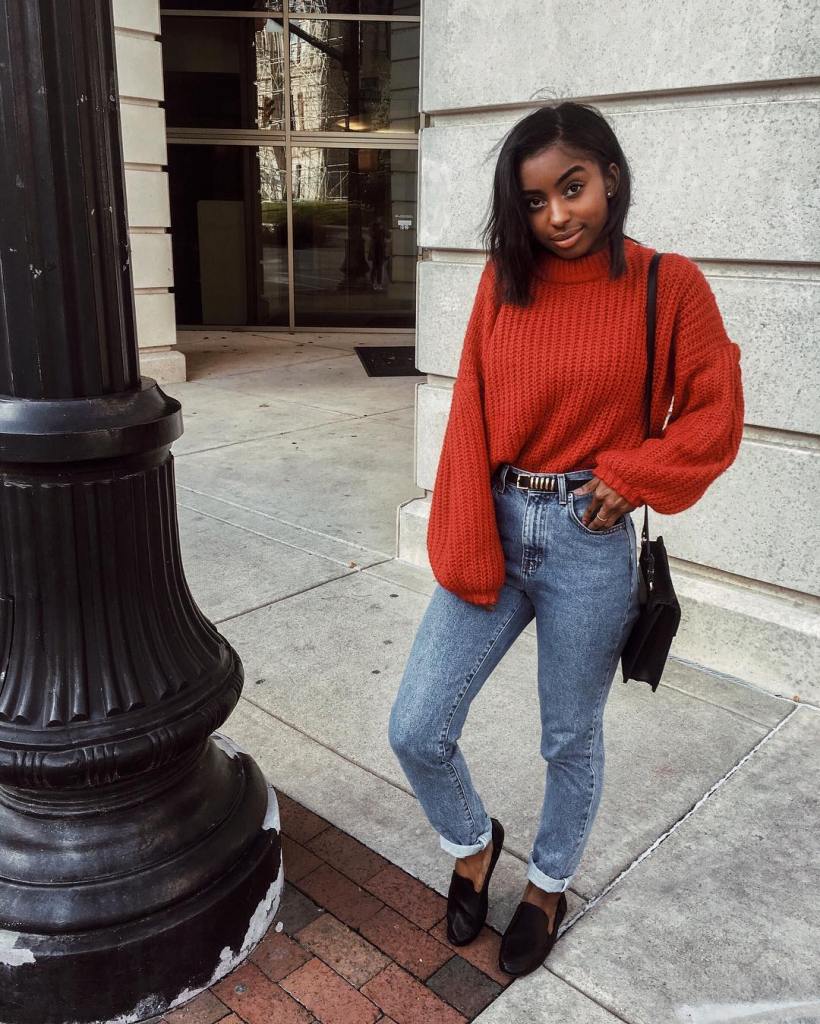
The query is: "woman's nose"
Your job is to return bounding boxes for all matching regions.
[548,199,570,227]
[544,195,569,226]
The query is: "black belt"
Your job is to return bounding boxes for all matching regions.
[501,467,590,492]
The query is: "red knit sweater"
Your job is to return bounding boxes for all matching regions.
[426,236,745,608]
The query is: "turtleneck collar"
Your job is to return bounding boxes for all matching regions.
[534,236,637,284]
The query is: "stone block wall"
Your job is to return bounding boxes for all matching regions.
[113,0,185,384]
[399,0,820,698]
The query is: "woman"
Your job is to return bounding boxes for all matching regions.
[388,101,744,977]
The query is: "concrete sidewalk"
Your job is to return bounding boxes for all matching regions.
[166,331,819,1024]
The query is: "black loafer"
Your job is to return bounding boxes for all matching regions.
[499,891,567,976]
[446,818,505,946]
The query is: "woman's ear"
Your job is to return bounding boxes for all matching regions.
[605,162,620,197]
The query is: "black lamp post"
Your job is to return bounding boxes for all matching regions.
[0,3,281,1022]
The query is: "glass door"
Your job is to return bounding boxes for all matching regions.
[161,5,419,329]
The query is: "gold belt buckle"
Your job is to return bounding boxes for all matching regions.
[516,472,555,491]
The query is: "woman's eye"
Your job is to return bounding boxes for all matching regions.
[525,183,583,211]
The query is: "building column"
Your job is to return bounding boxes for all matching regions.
[114,0,185,384]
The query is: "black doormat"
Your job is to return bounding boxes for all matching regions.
[354,345,424,377]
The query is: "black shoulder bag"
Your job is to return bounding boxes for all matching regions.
[620,252,682,691]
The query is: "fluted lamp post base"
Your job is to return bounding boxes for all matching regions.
[0,737,282,1024]
[0,391,282,1022]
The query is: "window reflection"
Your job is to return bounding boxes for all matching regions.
[162,15,418,134]
[291,147,416,327]
[290,1,420,13]
[162,8,419,328]
[162,1,420,10]
[168,144,289,326]
[289,20,419,133]
[257,19,288,128]
[162,1,284,10]
[161,1,419,10]
[163,16,286,130]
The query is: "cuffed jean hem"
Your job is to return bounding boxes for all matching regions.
[439,822,493,858]
[527,856,571,893]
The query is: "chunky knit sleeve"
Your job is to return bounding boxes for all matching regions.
[593,259,745,514]
[426,261,505,607]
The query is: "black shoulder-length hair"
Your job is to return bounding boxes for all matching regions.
[479,101,635,308]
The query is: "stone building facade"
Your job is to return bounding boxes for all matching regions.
[399,1,820,698]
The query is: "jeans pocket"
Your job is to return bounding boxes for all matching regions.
[568,491,626,536]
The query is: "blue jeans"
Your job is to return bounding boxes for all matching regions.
[388,464,641,893]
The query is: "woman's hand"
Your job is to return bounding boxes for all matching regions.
[574,476,637,530]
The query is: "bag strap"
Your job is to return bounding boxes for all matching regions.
[641,251,662,547]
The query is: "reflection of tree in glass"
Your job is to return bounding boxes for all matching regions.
[254,24,286,129]
[289,1,417,13]
[259,147,287,202]
[289,20,329,131]
[362,25,391,128]
[259,147,288,247]
[286,15,407,133]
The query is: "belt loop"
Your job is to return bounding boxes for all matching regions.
[557,474,568,505]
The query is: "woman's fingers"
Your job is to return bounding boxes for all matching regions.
[577,475,634,530]
[586,500,617,529]
[584,497,611,529]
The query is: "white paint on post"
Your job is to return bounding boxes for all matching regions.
[211,731,244,760]
[165,858,285,1016]
[0,930,35,966]
[262,781,280,832]
[66,858,285,1024]
[53,734,285,1024]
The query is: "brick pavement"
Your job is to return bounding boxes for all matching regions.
[153,792,514,1024]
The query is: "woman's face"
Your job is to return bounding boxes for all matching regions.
[518,144,619,259]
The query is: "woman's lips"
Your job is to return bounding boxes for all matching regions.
[550,227,584,248]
